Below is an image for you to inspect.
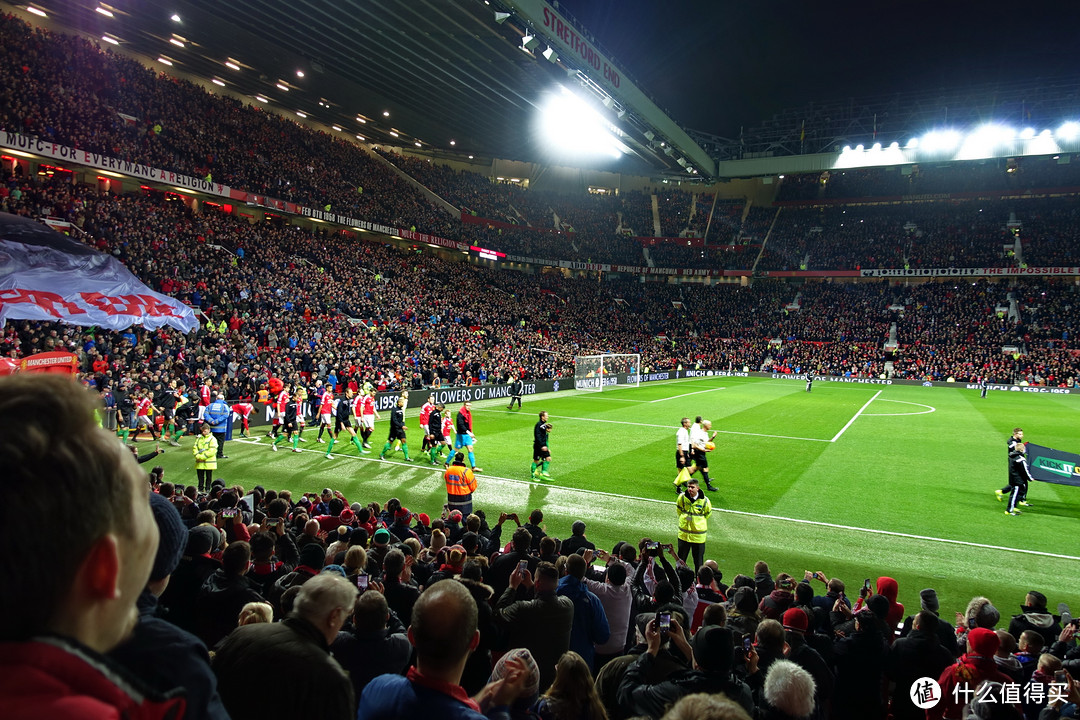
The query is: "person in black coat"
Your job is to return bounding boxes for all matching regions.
[195,541,267,648]
[885,611,956,720]
[832,609,890,720]
[110,493,230,720]
[212,574,357,720]
[560,520,596,556]
[331,590,410,701]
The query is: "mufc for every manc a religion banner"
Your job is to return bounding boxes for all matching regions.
[0,212,199,333]
[1024,443,1080,488]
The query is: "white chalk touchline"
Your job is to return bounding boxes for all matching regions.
[228,437,1074,562]
[648,387,727,403]
[831,390,882,442]
[472,409,830,443]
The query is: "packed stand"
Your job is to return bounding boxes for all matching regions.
[6,379,1080,720]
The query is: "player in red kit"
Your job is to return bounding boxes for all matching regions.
[419,394,435,453]
[359,389,380,450]
[316,384,335,443]
[197,379,212,421]
[130,390,160,442]
[231,402,254,438]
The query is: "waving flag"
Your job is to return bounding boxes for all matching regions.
[0,213,197,333]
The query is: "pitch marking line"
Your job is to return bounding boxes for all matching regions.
[648,387,727,403]
[229,437,1079,562]
[862,399,936,417]
[473,409,829,443]
[830,390,882,443]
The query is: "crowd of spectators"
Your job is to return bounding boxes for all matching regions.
[6,172,1080,390]
[6,373,1080,720]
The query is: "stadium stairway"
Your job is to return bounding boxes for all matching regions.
[651,194,662,236]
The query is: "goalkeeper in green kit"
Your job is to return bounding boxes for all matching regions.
[531,411,553,479]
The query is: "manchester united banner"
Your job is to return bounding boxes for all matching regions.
[0,213,199,333]
[1024,443,1080,488]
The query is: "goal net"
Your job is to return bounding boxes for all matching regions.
[574,353,641,392]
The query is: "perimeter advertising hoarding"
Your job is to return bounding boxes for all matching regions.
[236,370,1078,428]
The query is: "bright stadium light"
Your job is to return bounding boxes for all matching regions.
[1020,127,1036,139]
[855,144,864,152]
[1057,121,1080,141]
[871,142,882,151]
[842,145,851,153]
[536,88,627,161]
[906,138,918,148]
[921,129,961,153]
[958,123,1015,160]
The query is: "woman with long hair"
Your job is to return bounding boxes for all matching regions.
[534,651,608,720]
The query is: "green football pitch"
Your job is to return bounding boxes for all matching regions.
[145,376,1080,617]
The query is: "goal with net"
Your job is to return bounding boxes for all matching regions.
[574,353,640,392]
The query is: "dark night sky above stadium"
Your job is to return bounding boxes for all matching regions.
[555,0,1080,139]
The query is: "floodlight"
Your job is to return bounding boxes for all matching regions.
[522,34,541,51]
[676,157,688,167]
[1057,121,1080,141]
[889,142,899,149]
[855,144,864,152]
[906,138,918,148]
[921,129,961,153]
[842,145,851,153]
[494,11,510,23]
[871,142,882,151]
[663,146,675,156]
[643,131,655,141]
[1020,127,1036,139]
[542,47,558,62]
[536,91,627,161]
[602,97,614,110]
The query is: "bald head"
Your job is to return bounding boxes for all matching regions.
[410,580,478,671]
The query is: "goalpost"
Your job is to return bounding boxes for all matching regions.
[574,353,641,392]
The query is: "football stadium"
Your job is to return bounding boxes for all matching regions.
[2,1,1080,718]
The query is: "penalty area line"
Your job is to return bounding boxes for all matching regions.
[831,390,881,443]
[230,439,1076,562]
[648,387,727,403]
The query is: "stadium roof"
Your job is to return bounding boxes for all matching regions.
[32,0,708,177]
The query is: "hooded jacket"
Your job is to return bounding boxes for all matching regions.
[556,574,611,670]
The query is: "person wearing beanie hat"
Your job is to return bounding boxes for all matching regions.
[373,527,391,545]
[930,627,1013,720]
[390,507,419,543]
[781,607,809,634]
[778,608,835,717]
[762,659,817,719]
[488,648,541,713]
[299,542,327,572]
[921,588,940,613]
[617,621,754,717]
[110,496,231,720]
[727,586,761,639]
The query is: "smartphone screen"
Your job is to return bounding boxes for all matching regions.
[658,612,671,634]
[518,560,528,573]
[1056,670,1068,685]
[863,578,872,592]
[742,636,753,655]
[357,575,369,592]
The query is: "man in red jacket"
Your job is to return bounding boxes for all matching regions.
[0,375,181,719]
[928,627,1016,720]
